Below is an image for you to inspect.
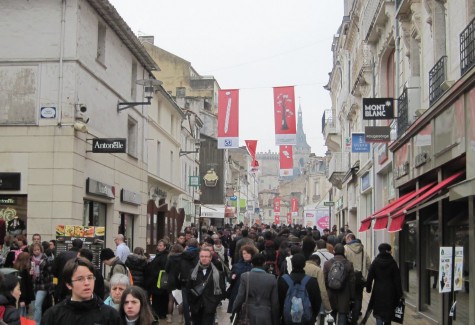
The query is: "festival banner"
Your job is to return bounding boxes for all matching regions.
[291,197,298,217]
[245,140,259,173]
[273,196,281,225]
[286,212,292,225]
[273,86,297,145]
[218,89,239,148]
[279,145,294,176]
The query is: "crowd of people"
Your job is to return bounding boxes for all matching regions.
[0,223,404,325]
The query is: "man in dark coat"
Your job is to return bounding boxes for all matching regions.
[277,253,322,325]
[366,243,403,325]
[180,238,199,325]
[323,243,355,325]
[187,247,225,325]
[232,253,279,325]
[0,219,5,251]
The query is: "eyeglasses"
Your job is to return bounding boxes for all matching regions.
[71,275,95,283]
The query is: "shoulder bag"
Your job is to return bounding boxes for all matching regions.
[237,272,251,325]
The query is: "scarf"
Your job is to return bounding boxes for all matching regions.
[190,262,222,295]
[33,255,42,279]
[213,245,226,261]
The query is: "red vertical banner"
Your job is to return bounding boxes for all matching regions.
[279,145,293,176]
[218,89,239,148]
[245,140,259,173]
[291,197,298,217]
[273,86,297,145]
[286,212,292,225]
[273,196,281,225]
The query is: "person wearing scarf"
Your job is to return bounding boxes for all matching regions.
[187,247,225,325]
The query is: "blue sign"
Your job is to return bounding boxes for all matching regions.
[230,196,237,201]
[352,133,370,153]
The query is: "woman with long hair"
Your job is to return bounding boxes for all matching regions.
[13,251,34,317]
[30,242,53,324]
[165,243,184,322]
[119,286,158,325]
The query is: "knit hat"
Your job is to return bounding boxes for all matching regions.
[100,248,115,261]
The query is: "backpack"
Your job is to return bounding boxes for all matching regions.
[110,260,134,285]
[327,260,347,290]
[282,274,313,324]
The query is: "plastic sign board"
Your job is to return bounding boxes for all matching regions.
[362,98,394,120]
[351,133,370,153]
[92,138,126,153]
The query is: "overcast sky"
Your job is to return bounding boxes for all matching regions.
[109,0,344,156]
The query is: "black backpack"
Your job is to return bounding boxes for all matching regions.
[327,260,348,290]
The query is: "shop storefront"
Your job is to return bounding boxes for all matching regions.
[0,195,28,238]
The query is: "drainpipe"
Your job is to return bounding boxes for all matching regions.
[57,0,66,125]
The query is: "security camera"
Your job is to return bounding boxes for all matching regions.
[79,105,87,113]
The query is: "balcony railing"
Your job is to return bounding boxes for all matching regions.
[328,152,349,177]
[397,88,409,137]
[322,109,336,134]
[429,56,447,106]
[461,18,475,76]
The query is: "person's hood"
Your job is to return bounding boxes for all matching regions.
[346,241,364,254]
[181,249,198,261]
[375,252,397,269]
[126,254,148,267]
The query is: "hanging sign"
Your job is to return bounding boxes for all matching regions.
[365,126,391,143]
[273,86,297,145]
[286,212,292,225]
[352,133,371,153]
[279,145,294,176]
[362,98,394,119]
[218,89,239,148]
[245,140,259,173]
[291,197,298,217]
[273,197,281,225]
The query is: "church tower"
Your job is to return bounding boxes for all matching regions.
[293,103,311,175]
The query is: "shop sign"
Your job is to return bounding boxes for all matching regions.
[0,173,21,191]
[86,178,115,199]
[362,98,394,119]
[351,133,370,153]
[415,152,429,168]
[120,189,141,205]
[361,172,371,192]
[40,106,57,119]
[189,176,200,187]
[0,197,15,204]
[394,162,409,179]
[92,138,126,153]
[378,143,388,164]
[365,126,390,143]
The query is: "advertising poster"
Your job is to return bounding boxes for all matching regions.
[273,86,297,145]
[217,89,239,148]
[291,197,298,217]
[439,247,453,293]
[286,212,292,225]
[454,247,464,291]
[273,197,281,225]
[303,209,329,233]
[279,145,294,176]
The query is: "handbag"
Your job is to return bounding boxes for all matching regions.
[190,273,211,297]
[157,270,169,290]
[392,298,405,324]
[237,273,251,325]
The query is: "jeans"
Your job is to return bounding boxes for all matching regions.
[34,290,48,324]
[376,317,391,325]
[351,284,364,324]
[331,311,347,325]
[182,287,191,325]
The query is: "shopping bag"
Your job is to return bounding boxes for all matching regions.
[392,298,405,324]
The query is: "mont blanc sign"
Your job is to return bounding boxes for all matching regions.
[92,138,126,153]
[363,98,394,120]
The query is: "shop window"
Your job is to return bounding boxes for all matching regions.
[401,220,418,305]
[0,195,28,237]
[119,213,134,250]
[83,200,106,227]
[96,22,106,65]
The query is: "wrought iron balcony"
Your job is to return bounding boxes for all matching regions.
[461,18,475,76]
[397,88,409,137]
[429,56,448,106]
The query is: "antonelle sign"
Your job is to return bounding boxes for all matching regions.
[363,98,394,120]
[92,138,126,153]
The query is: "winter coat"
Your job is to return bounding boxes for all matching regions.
[0,293,20,325]
[323,254,355,314]
[186,264,226,315]
[40,294,121,325]
[366,252,403,322]
[344,241,371,282]
[165,252,182,290]
[17,268,34,305]
[144,250,168,295]
[232,269,279,325]
[125,254,147,288]
[32,253,54,292]
[304,260,331,311]
[179,247,199,285]
[277,270,322,324]
[227,259,253,313]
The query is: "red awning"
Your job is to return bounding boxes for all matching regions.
[371,182,435,230]
[388,214,405,232]
[358,218,372,232]
[392,170,465,218]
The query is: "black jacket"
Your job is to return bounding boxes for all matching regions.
[179,248,199,284]
[125,254,147,289]
[0,293,20,325]
[144,250,168,295]
[40,294,120,325]
[52,249,79,302]
[366,252,403,322]
[187,265,226,314]
[165,253,183,290]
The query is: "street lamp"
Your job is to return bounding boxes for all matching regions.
[180,140,201,156]
[117,79,163,112]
